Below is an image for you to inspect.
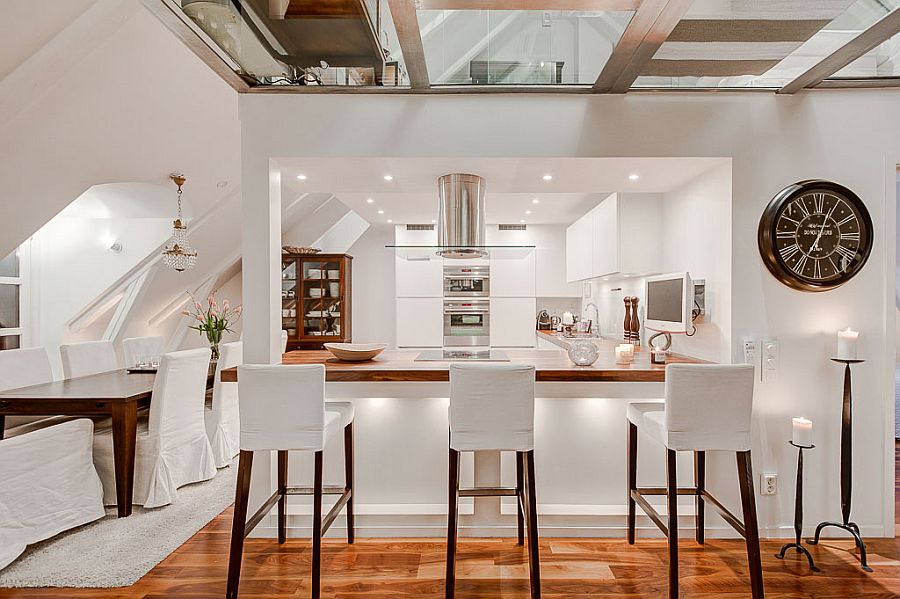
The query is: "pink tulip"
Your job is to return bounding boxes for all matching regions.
[181,310,190,317]
[211,311,218,319]
[195,314,204,322]
[195,302,202,310]
[234,306,242,314]
[223,300,230,310]
[208,295,215,306]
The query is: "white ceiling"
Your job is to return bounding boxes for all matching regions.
[279,157,728,225]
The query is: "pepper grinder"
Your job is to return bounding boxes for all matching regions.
[623,297,633,342]
[629,297,641,346]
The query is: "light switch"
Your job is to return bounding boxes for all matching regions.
[742,338,757,367]
[762,337,778,382]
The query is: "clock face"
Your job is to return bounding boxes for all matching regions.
[759,180,872,292]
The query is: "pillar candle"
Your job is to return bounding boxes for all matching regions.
[836,328,858,360]
[792,417,813,447]
[615,346,633,365]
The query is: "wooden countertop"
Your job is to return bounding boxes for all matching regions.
[221,339,707,383]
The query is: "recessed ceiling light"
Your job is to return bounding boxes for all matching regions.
[520,219,526,223]
[628,174,639,181]
[431,219,436,223]
[542,174,553,181]
[525,210,532,215]
[387,219,393,223]
[297,174,307,180]
[366,198,374,204]
[532,198,540,204]
[377,209,384,214]
[383,174,393,181]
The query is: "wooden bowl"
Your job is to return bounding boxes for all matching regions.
[323,343,387,362]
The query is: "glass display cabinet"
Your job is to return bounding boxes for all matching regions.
[281,253,352,350]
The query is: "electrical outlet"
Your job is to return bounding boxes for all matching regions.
[761,473,777,496]
[742,339,757,366]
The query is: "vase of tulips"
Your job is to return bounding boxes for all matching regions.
[183,292,242,361]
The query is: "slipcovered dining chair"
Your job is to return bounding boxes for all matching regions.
[60,340,120,379]
[122,336,165,368]
[626,364,763,599]
[238,330,287,354]
[0,419,105,571]
[227,364,355,599]
[92,347,216,508]
[206,341,243,468]
[0,347,55,432]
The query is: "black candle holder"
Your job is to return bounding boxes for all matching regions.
[807,358,871,572]
[775,442,819,571]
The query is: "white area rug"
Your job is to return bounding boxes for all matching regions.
[0,460,236,588]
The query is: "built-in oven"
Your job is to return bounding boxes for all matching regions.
[443,300,490,347]
[443,265,490,298]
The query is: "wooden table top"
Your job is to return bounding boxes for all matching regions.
[221,340,707,383]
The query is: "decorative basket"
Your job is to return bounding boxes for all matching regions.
[282,246,321,255]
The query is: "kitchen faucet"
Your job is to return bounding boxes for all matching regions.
[583,301,600,337]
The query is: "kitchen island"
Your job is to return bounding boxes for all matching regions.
[230,342,725,541]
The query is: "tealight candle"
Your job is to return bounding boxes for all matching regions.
[792,417,813,447]
[836,328,858,360]
[615,346,633,365]
[617,343,634,358]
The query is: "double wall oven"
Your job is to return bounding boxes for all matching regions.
[443,266,489,298]
[442,265,491,347]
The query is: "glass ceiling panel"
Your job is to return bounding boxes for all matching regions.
[632,0,899,89]
[831,30,900,78]
[175,0,406,87]
[417,10,634,86]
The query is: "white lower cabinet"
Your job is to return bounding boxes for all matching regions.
[490,298,536,347]
[396,298,443,347]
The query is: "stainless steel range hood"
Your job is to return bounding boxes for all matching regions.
[436,173,486,259]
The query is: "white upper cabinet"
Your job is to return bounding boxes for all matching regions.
[566,193,662,282]
[490,251,535,297]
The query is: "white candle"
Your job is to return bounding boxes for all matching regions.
[562,311,575,325]
[836,328,858,360]
[617,343,634,358]
[792,417,813,447]
[615,346,633,365]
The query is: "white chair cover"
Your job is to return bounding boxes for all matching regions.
[643,364,755,452]
[92,348,217,508]
[205,342,243,468]
[122,336,165,368]
[0,347,54,430]
[238,364,340,452]
[60,340,119,379]
[449,363,536,452]
[281,329,288,354]
[0,419,105,571]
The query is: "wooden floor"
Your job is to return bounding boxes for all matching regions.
[2,447,900,598]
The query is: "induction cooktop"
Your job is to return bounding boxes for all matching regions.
[414,349,510,362]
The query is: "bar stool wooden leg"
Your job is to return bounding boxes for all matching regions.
[666,448,679,599]
[277,450,288,544]
[312,450,324,599]
[344,422,355,544]
[737,450,765,599]
[626,422,638,545]
[516,451,525,546]
[226,450,253,599]
[446,448,460,599]
[695,450,706,545]
[524,450,541,599]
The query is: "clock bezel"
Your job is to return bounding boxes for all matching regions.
[758,179,873,292]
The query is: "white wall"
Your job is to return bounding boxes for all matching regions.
[347,225,396,346]
[240,90,898,538]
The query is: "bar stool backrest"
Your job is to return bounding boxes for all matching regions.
[60,340,120,379]
[237,364,326,451]
[449,363,536,452]
[664,364,755,451]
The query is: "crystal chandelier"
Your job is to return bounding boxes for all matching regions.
[162,174,198,272]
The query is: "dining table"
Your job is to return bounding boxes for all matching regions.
[0,367,215,518]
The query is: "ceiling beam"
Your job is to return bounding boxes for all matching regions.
[778,8,900,94]
[386,0,430,88]
[592,0,695,93]
[417,0,639,9]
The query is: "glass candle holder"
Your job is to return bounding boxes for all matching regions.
[568,339,599,366]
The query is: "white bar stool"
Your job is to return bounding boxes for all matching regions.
[227,364,354,599]
[447,363,540,599]
[626,363,763,599]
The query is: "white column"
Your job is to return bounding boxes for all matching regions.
[241,155,282,365]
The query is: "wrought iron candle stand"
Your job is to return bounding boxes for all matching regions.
[775,442,819,572]
[807,358,871,572]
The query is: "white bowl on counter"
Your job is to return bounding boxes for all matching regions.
[324,343,387,362]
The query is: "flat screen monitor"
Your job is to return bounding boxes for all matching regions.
[644,272,692,334]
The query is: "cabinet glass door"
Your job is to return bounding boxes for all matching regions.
[281,261,297,337]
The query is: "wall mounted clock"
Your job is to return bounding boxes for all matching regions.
[758,179,873,292]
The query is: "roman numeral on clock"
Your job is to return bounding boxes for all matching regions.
[837,214,857,227]
[793,254,808,274]
[840,232,860,242]
[835,245,856,262]
[776,231,795,239]
[794,200,810,217]
[779,244,800,261]
[812,193,825,213]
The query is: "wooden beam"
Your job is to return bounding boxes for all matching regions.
[778,8,900,94]
[417,0,639,9]
[592,0,695,93]
[387,0,430,88]
[140,0,250,92]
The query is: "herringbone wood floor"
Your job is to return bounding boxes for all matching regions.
[1,445,898,598]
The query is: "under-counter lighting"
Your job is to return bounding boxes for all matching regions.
[296,174,307,180]
[366,198,374,204]
[383,174,393,181]
[378,209,384,214]
[628,174,639,181]
[542,174,553,181]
